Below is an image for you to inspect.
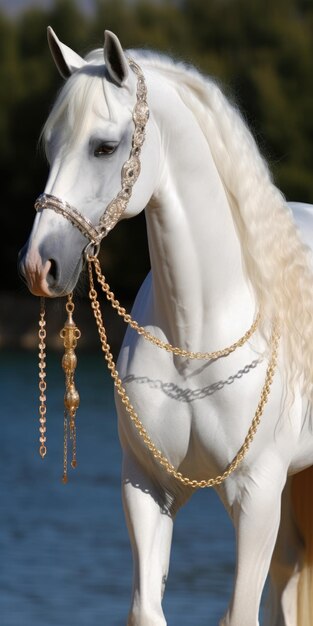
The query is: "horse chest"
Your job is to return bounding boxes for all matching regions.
[116,336,267,480]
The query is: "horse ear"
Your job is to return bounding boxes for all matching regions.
[104,30,129,86]
[47,26,86,79]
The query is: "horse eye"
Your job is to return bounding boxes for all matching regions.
[94,142,117,158]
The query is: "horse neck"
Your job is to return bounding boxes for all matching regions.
[145,77,255,350]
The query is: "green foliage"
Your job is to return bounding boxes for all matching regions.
[2,0,313,292]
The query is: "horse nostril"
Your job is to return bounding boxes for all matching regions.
[47,259,58,285]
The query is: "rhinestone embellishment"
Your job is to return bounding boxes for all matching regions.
[35,57,150,245]
[98,58,148,235]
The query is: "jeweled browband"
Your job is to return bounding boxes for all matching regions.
[34,58,149,253]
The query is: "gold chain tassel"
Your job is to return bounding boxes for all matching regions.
[38,297,47,458]
[60,294,81,483]
[63,412,68,483]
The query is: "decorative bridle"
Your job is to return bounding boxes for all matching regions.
[35,58,279,486]
[34,58,149,253]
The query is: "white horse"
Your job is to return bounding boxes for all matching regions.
[19,28,313,626]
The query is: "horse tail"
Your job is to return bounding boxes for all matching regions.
[291,465,313,626]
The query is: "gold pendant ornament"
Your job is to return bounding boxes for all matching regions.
[60,294,81,483]
[37,293,81,483]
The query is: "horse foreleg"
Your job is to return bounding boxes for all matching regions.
[122,453,174,626]
[220,467,286,626]
[264,477,301,626]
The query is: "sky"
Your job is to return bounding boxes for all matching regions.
[0,0,94,16]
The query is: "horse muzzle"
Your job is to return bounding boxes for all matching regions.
[18,243,58,296]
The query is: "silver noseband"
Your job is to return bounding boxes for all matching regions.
[34,58,149,257]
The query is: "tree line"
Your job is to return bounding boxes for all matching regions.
[2,0,313,294]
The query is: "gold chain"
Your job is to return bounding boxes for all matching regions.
[38,297,47,458]
[91,256,260,361]
[87,257,279,489]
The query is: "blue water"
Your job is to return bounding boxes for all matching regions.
[0,349,236,626]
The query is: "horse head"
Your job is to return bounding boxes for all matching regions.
[19,28,160,297]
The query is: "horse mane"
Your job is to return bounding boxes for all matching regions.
[132,49,313,402]
[45,46,313,402]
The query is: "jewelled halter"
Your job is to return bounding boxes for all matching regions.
[34,58,149,255]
